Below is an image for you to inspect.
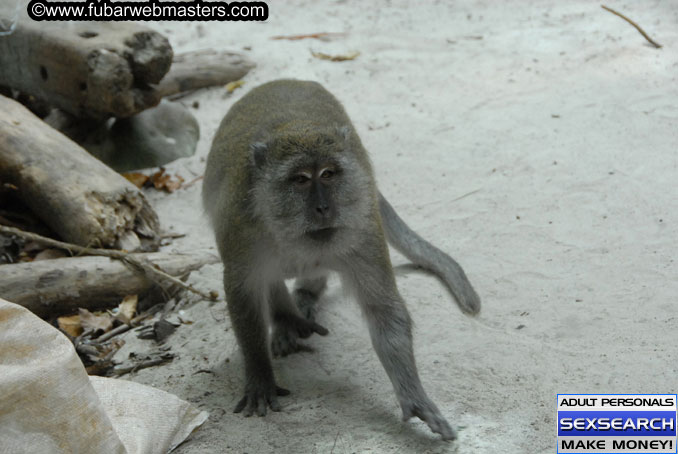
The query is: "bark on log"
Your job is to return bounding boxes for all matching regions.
[156,49,255,98]
[0,17,172,118]
[0,94,160,250]
[0,251,219,318]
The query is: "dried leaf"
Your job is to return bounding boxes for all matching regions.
[22,241,45,253]
[83,339,124,376]
[34,248,68,261]
[225,80,245,93]
[122,172,150,188]
[101,338,125,357]
[151,168,170,189]
[79,308,113,334]
[57,314,82,337]
[150,168,185,193]
[116,295,138,324]
[17,253,33,263]
[166,175,184,192]
[18,241,51,263]
[86,362,114,376]
[271,32,346,41]
[311,50,360,62]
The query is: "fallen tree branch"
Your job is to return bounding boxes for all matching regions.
[156,49,255,98]
[601,5,662,49]
[0,17,172,118]
[0,95,160,250]
[0,225,219,317]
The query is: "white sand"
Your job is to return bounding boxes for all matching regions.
[115,1,678,452]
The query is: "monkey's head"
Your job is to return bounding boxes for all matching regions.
[249,123,373,250]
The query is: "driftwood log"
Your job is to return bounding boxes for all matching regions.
[156,49,255,98]
[0,18,172,118]
[0,94,160,250]
[0,251,219,318]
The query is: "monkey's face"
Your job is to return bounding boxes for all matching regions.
[250,129,372,251]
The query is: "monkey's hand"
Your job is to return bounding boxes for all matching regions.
[401,398,457,441]
[234,378,291,417]
[272,312,328,357]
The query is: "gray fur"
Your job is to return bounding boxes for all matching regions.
[203,79,479,441]
[378,193,481,314]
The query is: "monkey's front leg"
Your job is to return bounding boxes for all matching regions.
[365,294,456,440]
[347,256,457,440]
[224,279,290,416]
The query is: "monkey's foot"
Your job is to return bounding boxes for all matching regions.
[271,314,329,357]
[271,325,314,357]
[401,399,457,441]
[234,381,290,417]
[294,287,320,321]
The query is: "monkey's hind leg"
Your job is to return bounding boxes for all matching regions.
[293,276,328,321]
[270,279,329,357]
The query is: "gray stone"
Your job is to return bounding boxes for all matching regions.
[106,100,200,171]
[68,100,199,172]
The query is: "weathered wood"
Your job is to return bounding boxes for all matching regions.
[0,17,172,118]
[0,224,218,302]
[0,251,219,318]
[0,94,160,249]
[156,49,255,98]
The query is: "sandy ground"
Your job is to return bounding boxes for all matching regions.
[110,1,678,452]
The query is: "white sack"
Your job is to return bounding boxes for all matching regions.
[0,298,208,454]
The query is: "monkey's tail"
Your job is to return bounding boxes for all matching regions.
[378,192,481,315]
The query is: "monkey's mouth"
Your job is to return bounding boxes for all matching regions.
[306,227,338,242]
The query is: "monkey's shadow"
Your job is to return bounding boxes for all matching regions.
[210,287,459,446]
[214,354,455,446]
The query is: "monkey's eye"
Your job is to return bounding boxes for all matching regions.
[320,169,335,179]
[291,174,311,185]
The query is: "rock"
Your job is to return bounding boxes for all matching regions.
[103,100,200,171]
[45,100,200,172]
[54,100,200,172]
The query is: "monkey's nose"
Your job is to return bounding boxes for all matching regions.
[314,203,335,223]
[311,182,333,220]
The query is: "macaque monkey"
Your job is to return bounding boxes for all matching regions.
[203,79,480,440]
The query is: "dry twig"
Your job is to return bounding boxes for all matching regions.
[96,311,154,342]
[112,355,174,376]
[311,50,360,62]
[182,175,204,190]
[601,5,662,49]
[271,32,346,41]
[0,225,217,302]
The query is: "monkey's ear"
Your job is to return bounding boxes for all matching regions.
[250,142,268,169]
[336,125,351,142]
